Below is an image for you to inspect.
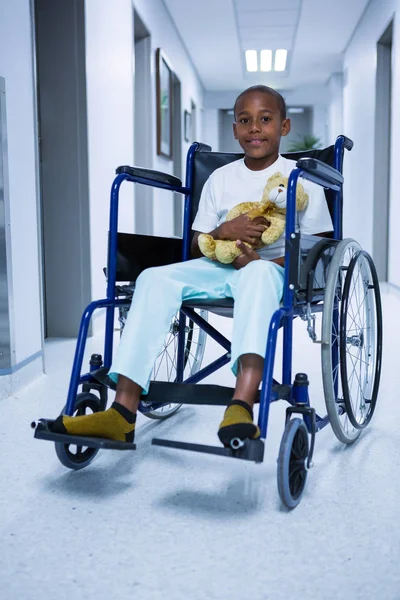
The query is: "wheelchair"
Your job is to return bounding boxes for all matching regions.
[33,135,383,509]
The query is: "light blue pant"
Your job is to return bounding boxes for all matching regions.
[109,258,284,394]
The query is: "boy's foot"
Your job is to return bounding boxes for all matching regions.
[218,400,260,447]
[49,402,136,443]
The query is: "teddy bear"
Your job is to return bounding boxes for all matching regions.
[197,172,309,264]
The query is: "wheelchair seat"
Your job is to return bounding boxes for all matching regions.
[182,297,234,318]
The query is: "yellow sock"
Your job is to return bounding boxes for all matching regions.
[50,402,136,443]
[218,400,260,446]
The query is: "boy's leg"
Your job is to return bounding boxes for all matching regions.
[218,260,284,445]
[51,258,235,442]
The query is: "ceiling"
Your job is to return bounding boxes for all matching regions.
[163,0,370,92]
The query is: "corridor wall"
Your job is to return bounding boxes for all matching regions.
[0,0,43,397]
[85,0,136,308]
[85,0,204,304]
[132,0,204,238]
[341,0,399,287]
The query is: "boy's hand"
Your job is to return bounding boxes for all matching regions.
[232,240,261,270]
[218,215,268,245]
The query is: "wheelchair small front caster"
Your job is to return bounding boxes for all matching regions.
[277,418,309,509]
[55,392,102,470]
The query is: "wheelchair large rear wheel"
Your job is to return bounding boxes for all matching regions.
[340,250,382,429]
[321,239,382,443]
[139,310,208,419]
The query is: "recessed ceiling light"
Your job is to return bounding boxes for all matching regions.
[245,50,258,72]
[288,107,305,114]
[274,49,287,72]
[260,50,272,72]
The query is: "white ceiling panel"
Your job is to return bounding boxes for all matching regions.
[235,0,301,10]
[294,0,370,53]
[163,0,370,91]
[238,10,299,27]
[239,26,295,41]
[240,38,294,51]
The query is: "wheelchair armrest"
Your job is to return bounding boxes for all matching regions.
[296,157,344,189]
[116,165,182,188]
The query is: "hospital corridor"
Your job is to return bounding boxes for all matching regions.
[0,1,399,599]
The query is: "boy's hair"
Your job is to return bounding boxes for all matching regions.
[233,85,287,120]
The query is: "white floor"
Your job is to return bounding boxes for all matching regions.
[0,287,399,600]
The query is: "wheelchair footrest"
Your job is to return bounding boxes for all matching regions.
[32,419,136,450]
[151,437,264,463]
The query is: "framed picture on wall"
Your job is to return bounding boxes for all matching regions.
[156,48,173,159]
[184,110,191,142]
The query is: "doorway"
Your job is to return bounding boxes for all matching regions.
[34,0,91,337]
[281,107,313,153]
[219,109,241,153]
[133,9,153,235]
[190,99,197,142]
[373,20,392,281]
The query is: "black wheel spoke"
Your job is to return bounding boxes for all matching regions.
[136,310,207,420]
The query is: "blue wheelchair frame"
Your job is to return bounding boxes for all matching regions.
[63,135,351,450]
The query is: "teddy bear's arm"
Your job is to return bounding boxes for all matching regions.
[197,233,217,260]
[261,214,286,245]
[295,186,309,211]
[225,201,259,221]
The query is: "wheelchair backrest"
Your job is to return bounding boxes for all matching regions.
[191,145,336,228]
[113,144,338,283]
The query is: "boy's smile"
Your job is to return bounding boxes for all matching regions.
[233,91,290,171]
[247,139,266,145]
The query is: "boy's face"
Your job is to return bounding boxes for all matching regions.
[233,91,290,171]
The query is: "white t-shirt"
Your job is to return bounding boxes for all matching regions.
[192,155,333,261]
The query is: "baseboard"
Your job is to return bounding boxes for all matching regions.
[380,282,400,298]
[0,351,44,400]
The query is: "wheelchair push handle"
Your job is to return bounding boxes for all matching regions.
[192,141,212,153]
[339,135,354,151]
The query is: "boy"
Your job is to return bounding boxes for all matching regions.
[51,85,333,447]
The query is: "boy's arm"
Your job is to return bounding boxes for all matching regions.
[231,230,329,270]
[191,216,268,258]
[232,242,284,269]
